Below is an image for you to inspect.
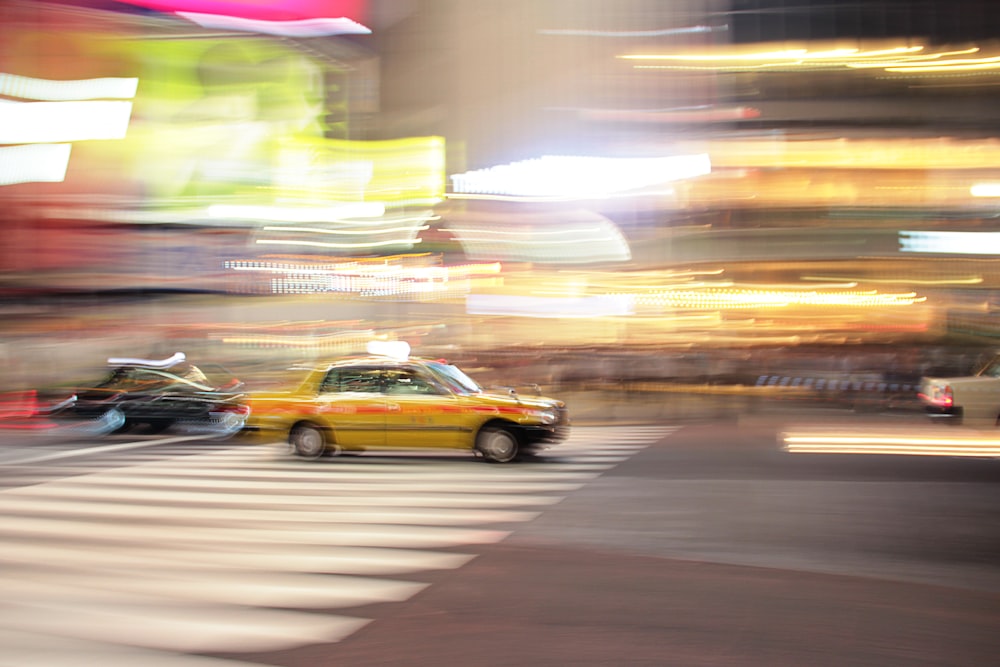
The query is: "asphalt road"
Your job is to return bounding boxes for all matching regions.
[1,414,998,666]
[245,415,1000,667]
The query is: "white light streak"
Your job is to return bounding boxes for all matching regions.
[255,238,423,250]
[0,100,133,143]
[783,428,1000,457]
[971,182,1000,197]
[0,144,71,186]
[539,25,718,37]
[446,210,632,263]
[261,225,430,236]
[450,154,710,197]
[209,203,386,223]
[900,231,1000,255]
[0,73,138,101]
[467,294,634,318]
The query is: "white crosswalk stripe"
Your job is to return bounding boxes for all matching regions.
[0,425,678,665]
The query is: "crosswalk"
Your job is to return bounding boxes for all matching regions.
[0,425,678,666]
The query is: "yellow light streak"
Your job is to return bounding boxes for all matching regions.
[620,46,923,61]
[845,47,980,68]
[623,44,1000,74]
[622,45,929,72]
[618,287,922,310]
[802,275,983,286]
[886,57,1000,73]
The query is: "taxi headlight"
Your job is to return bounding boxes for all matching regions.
[534,408,558,425]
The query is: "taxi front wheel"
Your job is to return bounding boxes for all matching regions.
[291,424,326,459]
[476,426,519,463]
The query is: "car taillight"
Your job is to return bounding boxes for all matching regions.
[0,390,38,419]
[920,385,953,408]
[939,385,954,408]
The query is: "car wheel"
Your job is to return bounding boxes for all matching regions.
[290,424,326,459]
[111,416,133,434]
[476,425,519,463]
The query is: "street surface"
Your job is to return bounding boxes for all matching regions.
[1,414,998,666]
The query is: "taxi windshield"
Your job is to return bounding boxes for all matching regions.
[425,361,482,395]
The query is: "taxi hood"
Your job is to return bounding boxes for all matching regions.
[472,389,564,410]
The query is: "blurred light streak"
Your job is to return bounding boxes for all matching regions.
[445,190,678,203]
[208,203,386,223]
[622,44,930,71]
[251,210,437,253]
[445,209,631,264]
[621,287,923,310]
[539,26,718,37]
[803,274,984,286]
[846,47,981,68]
[578,107,760,123]
[884,55,1000,73]
[225,256,501,297]
[274,136,446,205]
[176,12,371,36]
[971,183,1000,197]
[899,231,1000,255]
[450,155,710,198]
[0,144,71,186]
[261,224,430,236]
[687,136,1000,171]
[448,225,609,243]
[0,74,138,101]
[622,46,908,61]
[466,294,634,318]
[578,268,726,290]
[218,330,377,352]
[0,69,137,185]
[254,237,422,250]
[0,101,133,144]
[783,429,1000,457]
[0,390,39,420]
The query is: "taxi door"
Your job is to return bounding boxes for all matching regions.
[315,367,386,449]
[382,368,469,449]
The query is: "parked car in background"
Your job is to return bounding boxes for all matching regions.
[50,352,249,437]
[244,342,569,462]
[919,354,1000,426]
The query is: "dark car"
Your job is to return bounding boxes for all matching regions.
[52,352,250,437]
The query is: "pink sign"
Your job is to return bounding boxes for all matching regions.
[116,1,367,22]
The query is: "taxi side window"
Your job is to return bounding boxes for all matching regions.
[321,368,383,393]
[385,370,437,395]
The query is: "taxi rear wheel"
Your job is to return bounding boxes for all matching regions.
[476,426,519,463]
[290,424,326,459]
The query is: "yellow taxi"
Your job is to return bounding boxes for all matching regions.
[244,342,569,462]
